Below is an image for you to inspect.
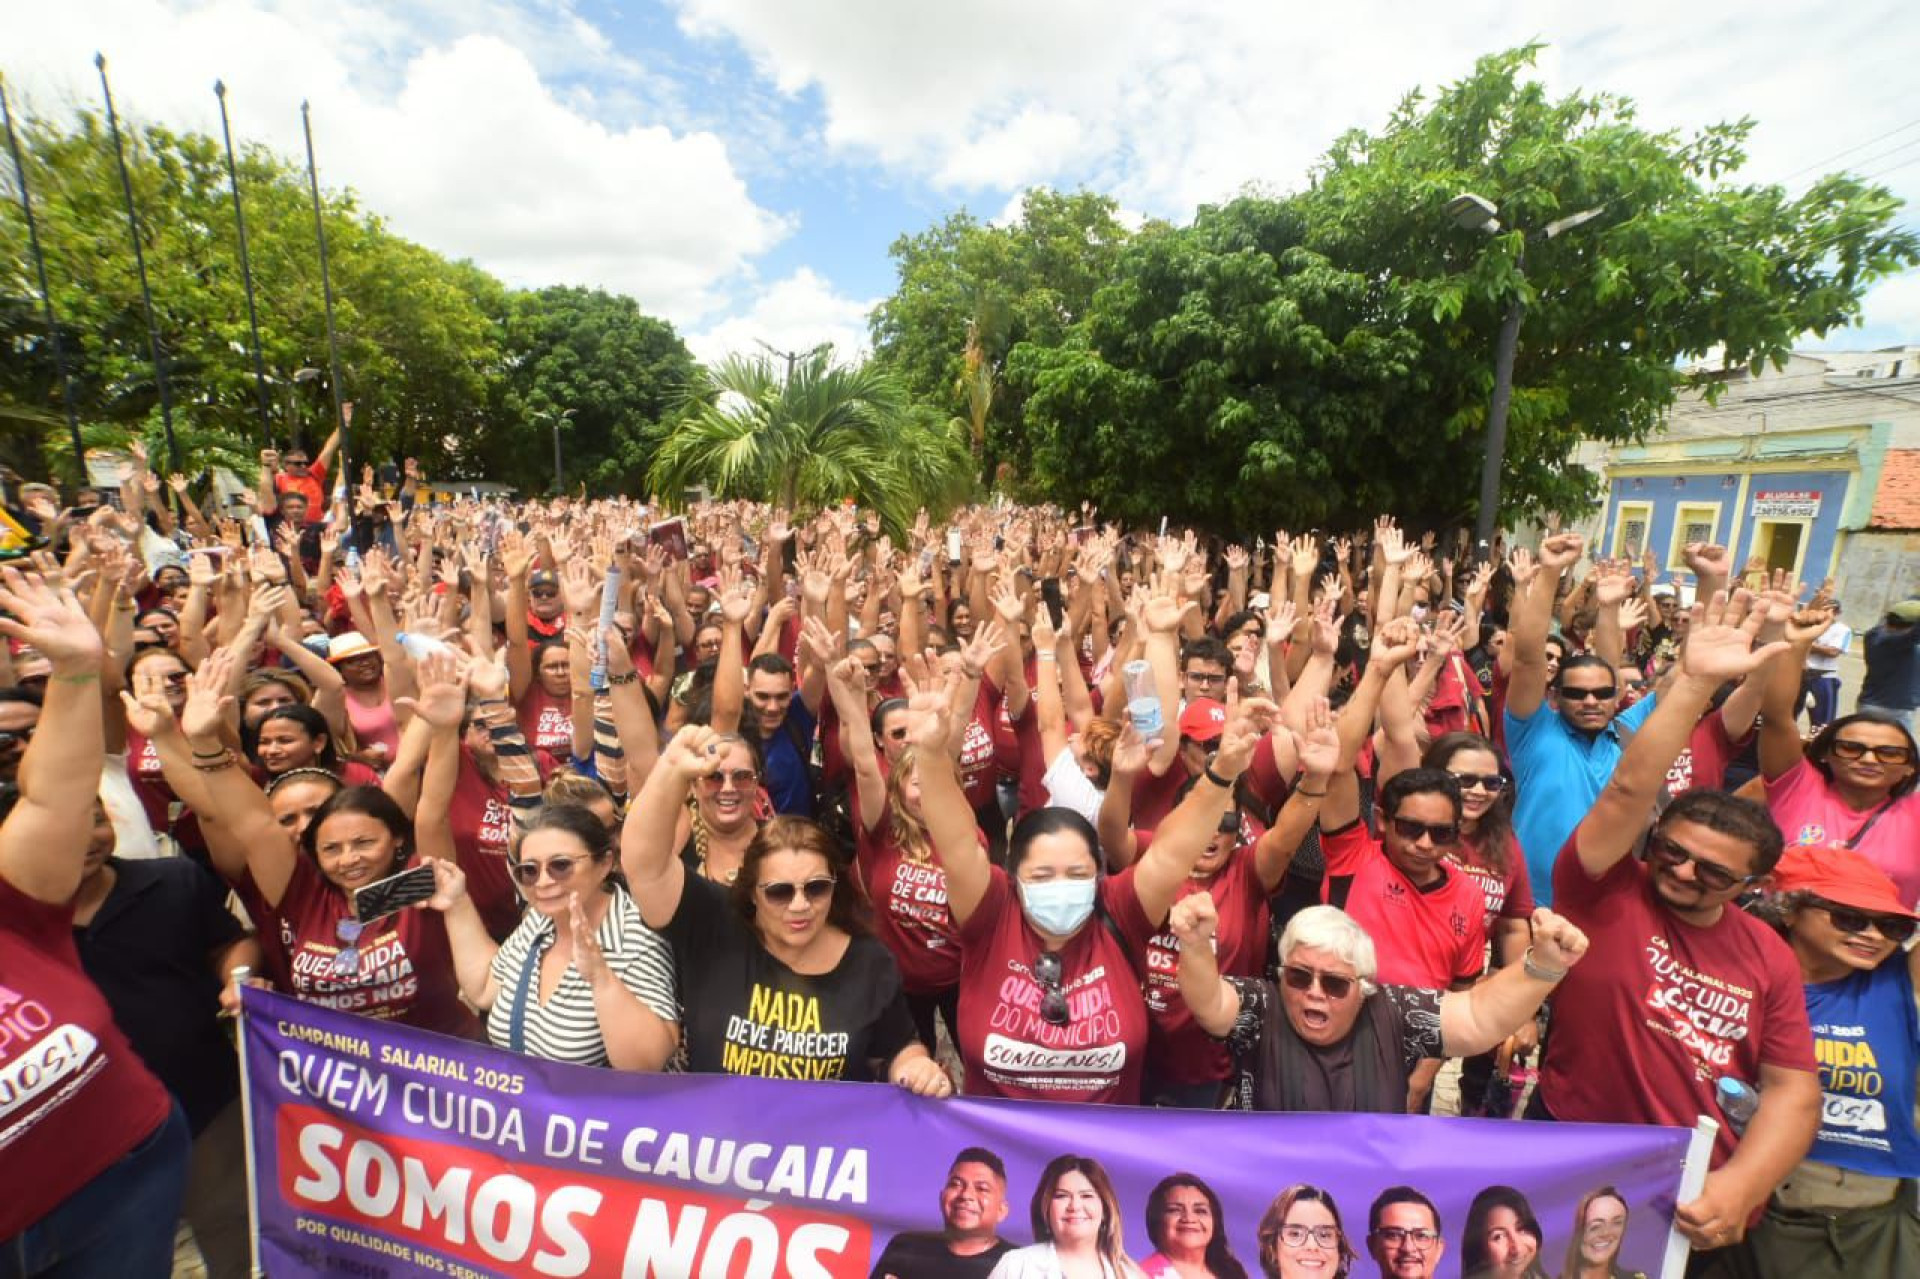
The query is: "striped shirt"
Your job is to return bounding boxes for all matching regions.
[486,886,677,1067]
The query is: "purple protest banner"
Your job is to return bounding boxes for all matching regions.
[240,987,1700,1278]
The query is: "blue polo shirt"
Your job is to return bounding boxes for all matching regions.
[760,693,818,817]
[1805,959,1920,1176]
[1504,692,1658,905]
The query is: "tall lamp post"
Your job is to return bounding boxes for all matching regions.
[1448,193,1604,559]
[535,408,576,493]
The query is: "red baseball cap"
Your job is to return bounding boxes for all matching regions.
[1770,845,1916,918]
[1178,698,1228,744]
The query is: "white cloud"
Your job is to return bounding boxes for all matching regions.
[673,0,1920,338]
[10,0,786,322]
[685,267,877,367]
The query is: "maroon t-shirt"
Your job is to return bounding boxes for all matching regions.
[445,755,522,941]
[1242,733,1294,815]
[1321,821,1487,989]
[1540,834,1817,1167]
[266,855,477,1039]
[955,867,1155,1104]
[957,682,1001,811]
[517,687,574,758]
[855,799,965,995]
[1664,712,1745,798]
[0,878,175,1239]
[124,728,205,854]
[1134,842,1270,1085]
[1447,829,1535,939]
[1126,763,1190,832]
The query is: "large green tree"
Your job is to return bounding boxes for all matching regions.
[487,286,698,494]
[649,349,971,533]
[0,111,513,484]
[930,47,1920,531]
[869,188,1136,488]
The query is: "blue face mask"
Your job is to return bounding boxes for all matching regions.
[1019,877,1097,936]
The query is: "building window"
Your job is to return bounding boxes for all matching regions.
[1667,502,1722,571]
[1614,501,1653,559]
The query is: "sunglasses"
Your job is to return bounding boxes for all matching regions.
[0,729,33,750]
[883,726,910,741]
[1813,899,1918,945]
[1388,816,1460,847]
[1281,963,1357,1000]
[757,877,835,908]
[1557,685,1618,702]
[1448,771,1506,793]
[509,855,590,888]
[331,917,364,977]
[530,587,560,599]
[1644,832,1756,893]
[700,768,759,790]
[1829,739,1917,765]
[1033,950,1071,1026]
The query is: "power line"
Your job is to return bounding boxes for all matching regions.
[1775,116,1920,184]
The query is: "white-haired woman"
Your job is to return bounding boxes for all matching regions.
[1171,896,1588,1113]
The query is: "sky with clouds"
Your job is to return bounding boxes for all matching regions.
[9,1,1919,366]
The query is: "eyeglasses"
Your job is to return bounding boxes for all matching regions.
[1448,772,1506,793]
[1280,1225,1340,1249]
[331,917,364,976]
[757,877,835,908]
[0,728,33,750]
[859,663,883,677]
[530,587,560,599]
[1281,963,1357,1000]
[700,768,759,791]
[1375,1228,1439,1250]
[1644,831,1757,893]
[510,856,588,888]
[1388,816,1460,847]
[1829,739,1917,765]
[1033,950,1071,1026]
[1814,900,1918,945]
[1186,670,1228,687]
[1557,684,1618,702]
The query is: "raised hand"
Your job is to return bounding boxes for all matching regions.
[1505,547,1538,591]
[180,648,239,742]
[398,649,470,729]
[1109,719,1149,779]
[1168,892,1219,948]
[0,570,101,673]
[1679,590,1791,685]
[1527,908,1590,973]
[1369,616,1422,669]
[1264,597,1298,645]
[1682,542,1730,583]
[662,724,723,780]
[1290,696,1340,780]
[1536,533,1585,573]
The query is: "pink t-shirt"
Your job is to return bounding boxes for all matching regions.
[1541,834,1816,1168]
[1766,758,1920,907]
[345,688,399,760]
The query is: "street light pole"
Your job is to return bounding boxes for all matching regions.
[1448,193,1605,559]
[540,408,576,494]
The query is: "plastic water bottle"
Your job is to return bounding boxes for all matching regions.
[590,567,623,692]
[1124,660,1164,744]
[344,545,361,574]
[1715,1076,1760,1133]
[394,632,450,662]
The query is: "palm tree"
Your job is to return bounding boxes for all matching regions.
[650,348,969,532]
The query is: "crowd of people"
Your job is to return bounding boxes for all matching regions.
[2,434,1918,1279]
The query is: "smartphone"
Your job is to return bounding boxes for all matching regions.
[648,516,690,562]
[919,549,934,576]
[353,864,437,923]
[1041,578,1065,629]
[946,529,963,564]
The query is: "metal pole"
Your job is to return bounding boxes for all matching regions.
[1473,251,1526,560]
[0,76,86,481]
[215,81,273,446]
[299,102,349,484]
[95,53,179,473]
[552,418,563,494]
